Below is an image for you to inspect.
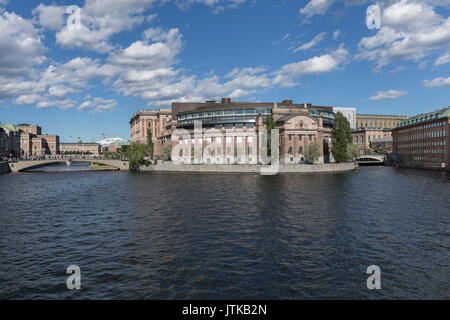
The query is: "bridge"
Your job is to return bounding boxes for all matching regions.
[8,157,129,173]
[357,154,385,165]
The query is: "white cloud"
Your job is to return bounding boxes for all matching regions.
[434,53,450,68]
[0,12,45,78]
[49,0,158,53]
[175,0,249,13]
[369,89,408,101]
[33,4,66,30]
[14,94,41,105]
[357,0,450,70]
[77,97,117,113]
[300,0,336,18]
[274,44,349,87]
[333,30,341,40]
[423,77,450,88]
[292,32,327,52]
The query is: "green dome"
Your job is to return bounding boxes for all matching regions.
[0,123,19,132]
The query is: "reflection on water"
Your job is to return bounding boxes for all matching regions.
[0,167,449,299]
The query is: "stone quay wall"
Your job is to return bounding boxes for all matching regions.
[140,161,357,174]
[0,161,11,174]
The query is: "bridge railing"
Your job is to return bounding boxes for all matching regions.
[15,155,128,162]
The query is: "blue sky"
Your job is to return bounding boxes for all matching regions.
[0,0,449,142]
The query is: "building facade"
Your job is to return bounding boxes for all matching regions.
[60,138,101,155]
[16,124,60,157]
[352,128,393,153]
[0,124,21,158]
[136,98,337,164]
[356,114,409,130]
[392,107,450,170]
[370,137,393,153]
[351,114,409,153]
[130,108,172,156]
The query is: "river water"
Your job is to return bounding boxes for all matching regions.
[0,166,449,299]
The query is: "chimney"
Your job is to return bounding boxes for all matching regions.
[221,98,231,104]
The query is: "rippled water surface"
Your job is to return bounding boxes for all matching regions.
[0,167,449,299]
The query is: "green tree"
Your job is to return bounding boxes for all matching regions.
[163,146,172,161]
[331,112,353,163]
[265,114,275,157]
[346,143,359,162]
[124,143,151,170]
[147,128,154,160]
[304,142,321,164]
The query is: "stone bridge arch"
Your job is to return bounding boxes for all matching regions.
[9,159,129,173]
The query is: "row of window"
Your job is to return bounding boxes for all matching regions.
[287,134,313,141]
[178,116,258,126]
[178,109,272,120]
[398,140,447,148]
[288,147,304,155]
[178,136,255,145]
[400,149,445,154]
[397,129,447,141]
[396,121,447,134]
[411,156,445,162]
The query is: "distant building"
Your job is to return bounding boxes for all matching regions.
[392,107,450,170]
[0,124,21,157]
[352,128,393,153]
[333,107,356,129]
[370,137,393,153]
[60,138,101,155]
[352,114,410,153]
[130,108,172,156]
[17,124,60,157]
[356,114,409,130]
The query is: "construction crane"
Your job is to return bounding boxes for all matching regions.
[99,133,120,139]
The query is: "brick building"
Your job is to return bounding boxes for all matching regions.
[17,124,60,157]
[392,107,450,170]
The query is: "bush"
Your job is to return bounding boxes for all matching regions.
[304,142,321,164]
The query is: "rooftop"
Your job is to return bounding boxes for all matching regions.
[0,123,19,132]
[395,107,450,128]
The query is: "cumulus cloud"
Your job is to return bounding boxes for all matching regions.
[33,4,66,30]
[0,12,45,78]
[356,0,450,70]
[292,32,327,52]
[434,53,450,68]
[300,0,336,18]
[77,97,118,113]
[2,6,351,111]
[274,44,349,87]
[368,89,408,101]
[423,77,450,88]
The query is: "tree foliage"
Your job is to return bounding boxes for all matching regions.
[331,112,353,163]
[163,146,171,161]
[304,142,321,164]
[346,143,359,162]
[147,128,154,160]
[124,143,151,170]
[265,114,275,157]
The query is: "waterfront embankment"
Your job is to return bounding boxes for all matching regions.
[0,161,11,174]
[140,161,357,173]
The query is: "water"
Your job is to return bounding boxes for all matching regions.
[0,167,449,299]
